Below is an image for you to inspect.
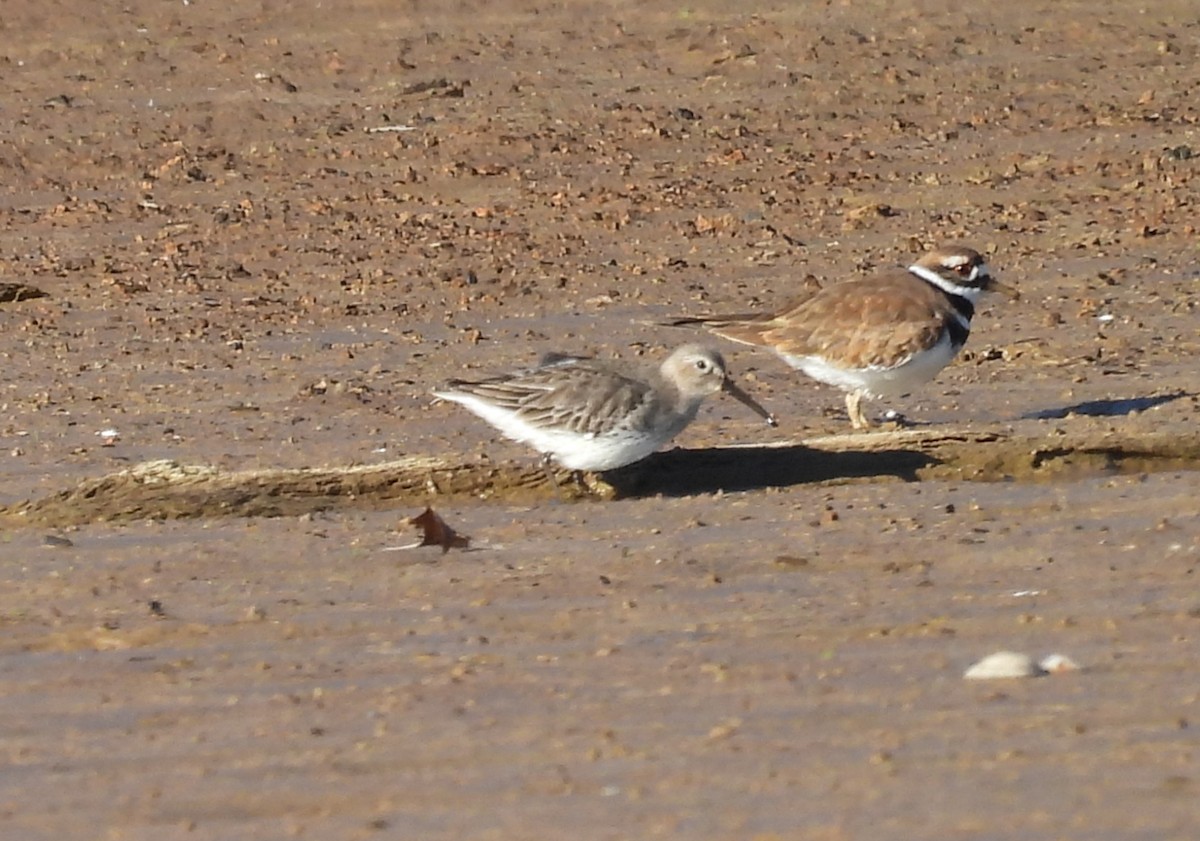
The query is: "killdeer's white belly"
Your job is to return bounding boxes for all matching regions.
[784,330,962,399]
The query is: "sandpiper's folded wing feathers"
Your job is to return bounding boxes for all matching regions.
[442,363,654,437]
[536,351,593,368]
[534,366,654,436]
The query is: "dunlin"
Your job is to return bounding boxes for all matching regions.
[433,344,776,472]
[669,246,1017,429]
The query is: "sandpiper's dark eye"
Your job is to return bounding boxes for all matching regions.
[695,359,710,371]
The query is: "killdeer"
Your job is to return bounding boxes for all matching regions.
[668,246,1017,429]
[433,344,776,472]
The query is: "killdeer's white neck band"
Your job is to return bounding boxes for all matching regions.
[908,264,983,301]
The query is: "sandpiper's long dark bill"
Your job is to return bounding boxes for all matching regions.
[668,246,1013,430]
[721,377,777,428]
[432,344,775,472]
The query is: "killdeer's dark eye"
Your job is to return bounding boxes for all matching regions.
[955,263,972,276]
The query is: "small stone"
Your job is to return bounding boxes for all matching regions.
[774,555,809,569]
[707,718,741,740]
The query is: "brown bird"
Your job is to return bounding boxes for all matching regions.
[668,246,1018,429]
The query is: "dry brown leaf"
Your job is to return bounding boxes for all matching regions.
[693,213,735,235]
[409,507,470,553]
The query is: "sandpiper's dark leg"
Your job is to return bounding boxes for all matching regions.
[540,454,579,501]
[540,453,562,488]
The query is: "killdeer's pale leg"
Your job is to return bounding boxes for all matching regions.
[846,391,869,430]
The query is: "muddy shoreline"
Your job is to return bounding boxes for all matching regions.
[2,1,1198,838]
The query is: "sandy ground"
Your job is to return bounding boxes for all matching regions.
[1,0,1199,838]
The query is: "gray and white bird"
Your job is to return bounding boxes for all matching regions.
[433,344,776,471]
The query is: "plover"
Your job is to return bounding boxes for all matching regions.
[669,246,1017,429]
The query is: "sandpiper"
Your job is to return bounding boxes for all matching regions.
[669,246,1017,429]
[433,344,776,472]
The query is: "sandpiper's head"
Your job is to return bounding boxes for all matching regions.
[911,246,1018,302]
[662,344,777,426]
[662,344,731,399]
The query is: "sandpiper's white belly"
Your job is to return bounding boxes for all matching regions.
[782,331,961,399]
[440,392,684,471]
[540,429,664,471]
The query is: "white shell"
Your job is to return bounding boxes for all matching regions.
[963,651,1044,680]
[1038,653,1082,674]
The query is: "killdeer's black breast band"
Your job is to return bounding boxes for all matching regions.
[946,292,976,323]
[946,314,971,348]
[941,290,975,348]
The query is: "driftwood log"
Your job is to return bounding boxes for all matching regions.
[3,424,1198,528]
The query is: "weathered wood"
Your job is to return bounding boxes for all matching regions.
[2,426,1198,527]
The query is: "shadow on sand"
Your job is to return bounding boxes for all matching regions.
[1024,391,1190,420]
[604,443,937,498]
